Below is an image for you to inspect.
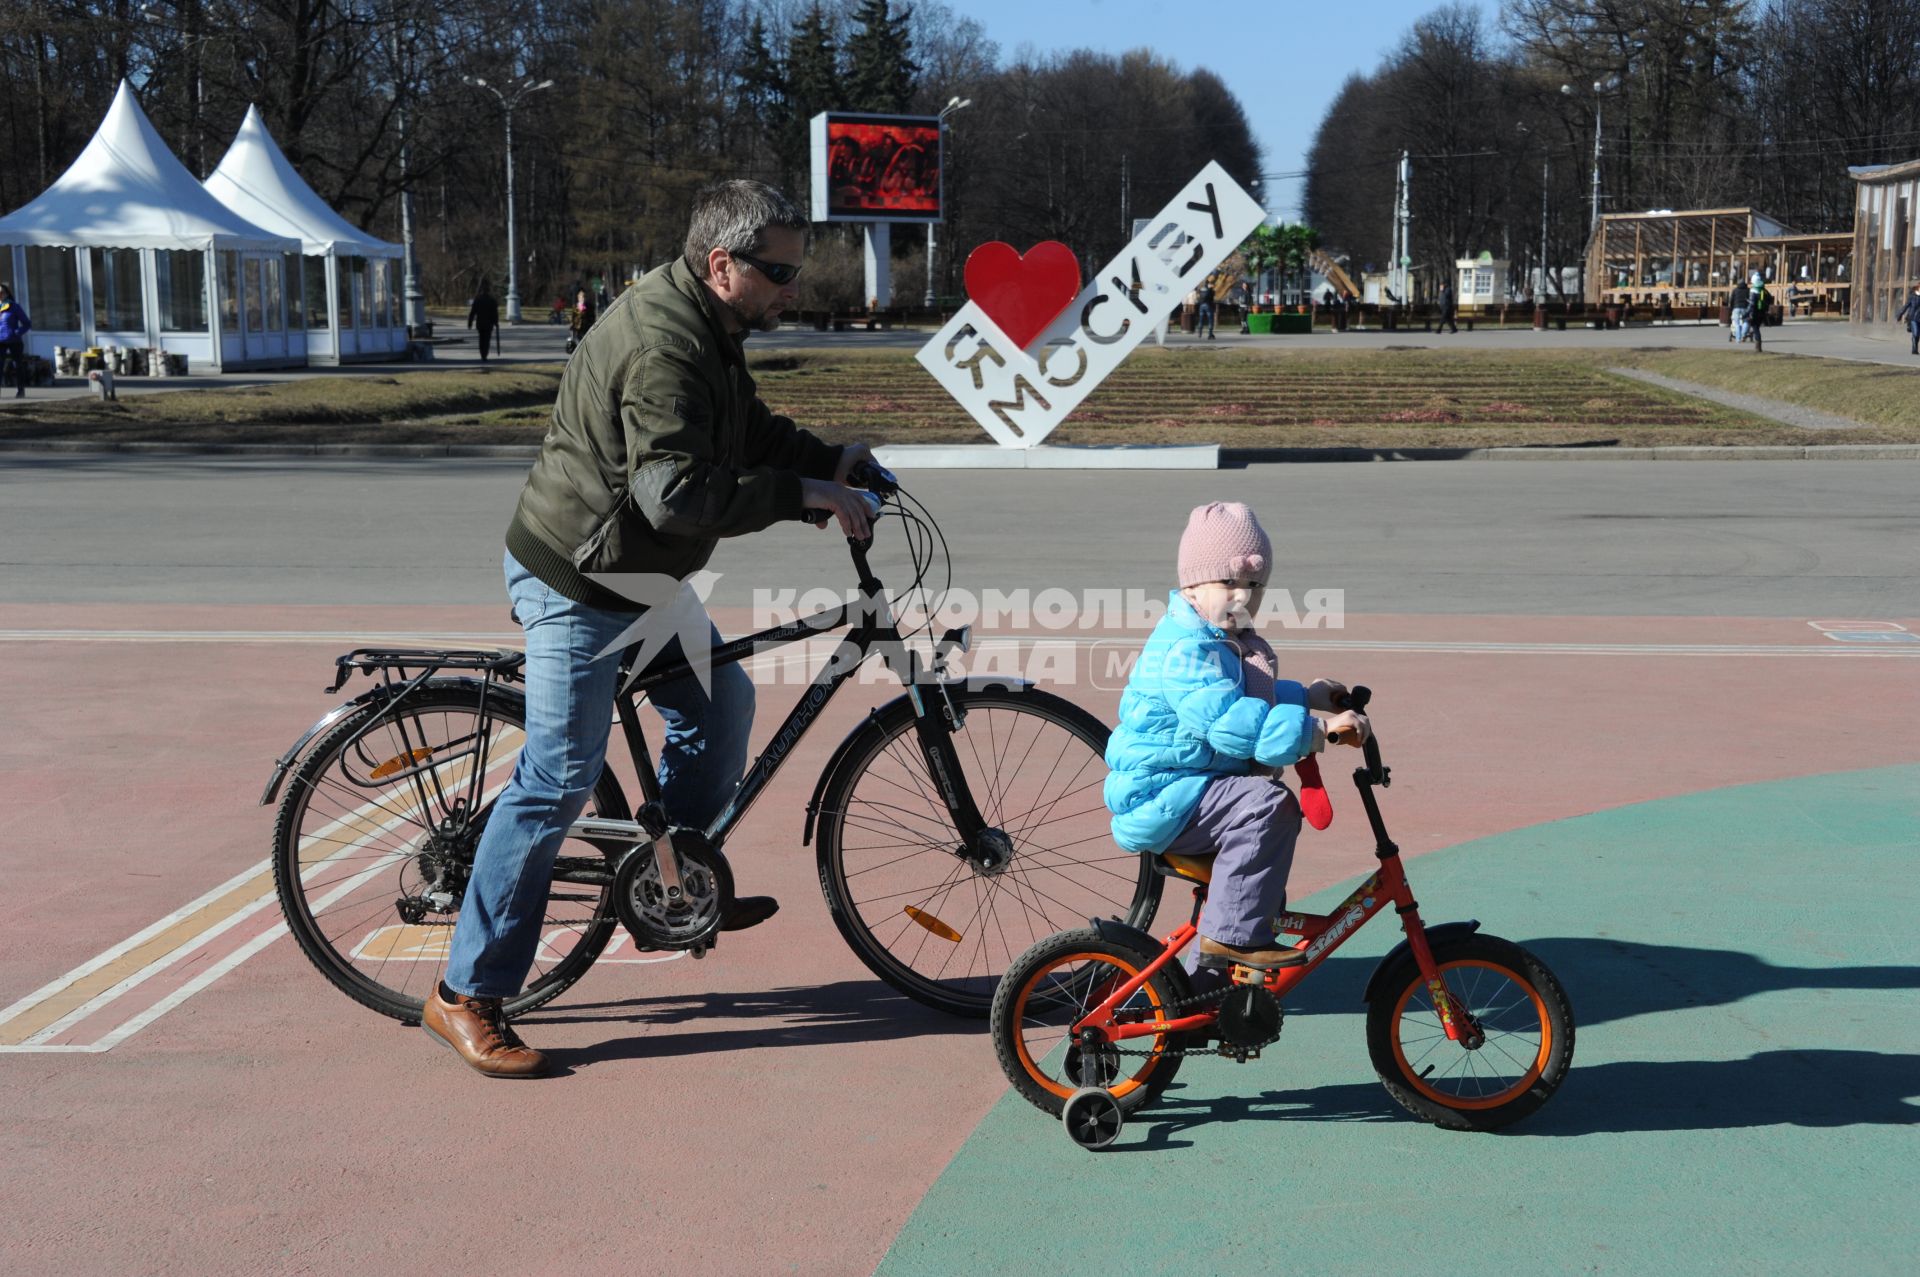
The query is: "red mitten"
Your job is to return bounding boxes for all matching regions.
[1295,753,1333,830]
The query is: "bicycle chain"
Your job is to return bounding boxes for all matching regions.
[1096,982,1284,1060]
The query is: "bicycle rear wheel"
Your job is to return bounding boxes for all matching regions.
[270,682,628,1023]
[990,928,1189,1118]
[815,684,1159,1017]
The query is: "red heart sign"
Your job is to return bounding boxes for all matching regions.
[963,241,1082,350]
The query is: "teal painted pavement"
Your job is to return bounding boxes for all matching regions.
[879,766,1920,1275]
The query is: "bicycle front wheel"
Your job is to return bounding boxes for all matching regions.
[815,684,1159,1017]
[1365,933,1574,1131]
[271,682,628,1023]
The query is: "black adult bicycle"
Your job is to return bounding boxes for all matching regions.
[261,465,1158,1022]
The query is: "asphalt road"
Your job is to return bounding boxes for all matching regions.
[1,455,1914,617]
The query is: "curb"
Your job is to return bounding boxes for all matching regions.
[2,439,1918,463]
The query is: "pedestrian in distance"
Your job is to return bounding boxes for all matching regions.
[467,279,500,363]
[566,287,595,354]
[1896,282,1920,356]
[1729,277,1750,343]
[0,283,32,397]
[1104,502,1371,972]
[1746,272,1771,353]
[420,179,880,1078]
[1197,279,1217,339]
[1436,280,1458,334]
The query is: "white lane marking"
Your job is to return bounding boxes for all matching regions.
[0,857,274,1027]
[3,740,518,1050]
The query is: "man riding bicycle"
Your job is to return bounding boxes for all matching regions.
[425,179,878,1077]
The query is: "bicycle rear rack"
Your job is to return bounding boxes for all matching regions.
[325,647,525,695]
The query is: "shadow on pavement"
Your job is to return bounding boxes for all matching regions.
[524,977,975,1069]
[1109,935,1920,1146]
[1283,937,1920,1030]
[1122,1046,1920,1149]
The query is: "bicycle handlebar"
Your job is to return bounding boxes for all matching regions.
[1326,685,1386,782]
[798,460,899,527]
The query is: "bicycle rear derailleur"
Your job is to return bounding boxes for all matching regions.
[611,827,735,956]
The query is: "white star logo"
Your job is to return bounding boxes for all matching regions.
[585,570,725,695]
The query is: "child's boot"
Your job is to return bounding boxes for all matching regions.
[1197,936,1304,969]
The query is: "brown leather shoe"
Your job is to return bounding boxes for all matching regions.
[1196,936,1306,970]
[421,988,549,1078]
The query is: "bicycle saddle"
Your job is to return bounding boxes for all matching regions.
[1155,851,1215,884]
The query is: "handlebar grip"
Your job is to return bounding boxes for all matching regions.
[1326,685,1373,746]
[798,489,884,527]
[848,459,899,497]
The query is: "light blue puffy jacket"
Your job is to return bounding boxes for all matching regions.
[1103,591,1312,854]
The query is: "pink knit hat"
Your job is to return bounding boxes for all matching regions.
[1177,501,1272,587]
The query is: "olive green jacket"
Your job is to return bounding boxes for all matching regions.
[505,258,841,611]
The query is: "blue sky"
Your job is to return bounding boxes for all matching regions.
[955,0,1460,220]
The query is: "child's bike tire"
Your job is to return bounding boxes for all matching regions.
[1365,932,1574,1132]
[991,928,1193,1119]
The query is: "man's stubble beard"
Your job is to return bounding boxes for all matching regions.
[724,296,784,333]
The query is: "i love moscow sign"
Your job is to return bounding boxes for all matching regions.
[915,162,1264,448]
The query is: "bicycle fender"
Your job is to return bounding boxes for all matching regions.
[1360,920,1481,1004]
[1090,917,1161,957]
[257,677,513,807]
[800,676,1036,844]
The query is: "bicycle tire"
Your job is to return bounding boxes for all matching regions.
[990,928,1189,1118]
[271,681,629,1023]
[815,684,1160,1017]
[1365,933,1574,1131]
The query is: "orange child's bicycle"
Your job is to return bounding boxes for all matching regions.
[989,688,1575,1150]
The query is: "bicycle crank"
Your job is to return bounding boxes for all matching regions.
[611,830,734,952]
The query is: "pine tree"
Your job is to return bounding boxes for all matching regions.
[845,0,917,113]
[779,4,842,197]
[739,15,789,184]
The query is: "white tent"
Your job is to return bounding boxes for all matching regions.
[204,105,408,364]
[0,80,305,371]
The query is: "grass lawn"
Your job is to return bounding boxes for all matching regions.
[3,347,1916,448]
[1609,345,1920,427]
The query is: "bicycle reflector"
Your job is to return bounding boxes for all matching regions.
[369,747,435,780]
[904,906,962,943]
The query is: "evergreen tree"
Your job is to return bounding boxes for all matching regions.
[739,15,789,184]
[779,4,842,202]
[845,0,917,113]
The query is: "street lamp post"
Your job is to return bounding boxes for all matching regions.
[463,74,554,324]
[1561,77,1618,234]
[925,95,971,309]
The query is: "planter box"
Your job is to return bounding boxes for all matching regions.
[1246,312,1275,334]
[1271,312,1312,334]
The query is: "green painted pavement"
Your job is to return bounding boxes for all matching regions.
[879,765,1920,1275]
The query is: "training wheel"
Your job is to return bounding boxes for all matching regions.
[1062,1087,1124,1151]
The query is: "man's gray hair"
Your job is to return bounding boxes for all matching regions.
[684,180,808,277]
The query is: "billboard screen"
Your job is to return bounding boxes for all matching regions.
[809,112,943,223]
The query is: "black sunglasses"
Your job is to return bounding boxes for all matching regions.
[730,249,802,286]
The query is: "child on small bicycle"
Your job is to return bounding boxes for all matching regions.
[1105,502,1370,969]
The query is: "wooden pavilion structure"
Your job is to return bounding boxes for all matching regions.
[1742,232,1854,314]
[1583,208,1801,306]
[1848,159,1920,326]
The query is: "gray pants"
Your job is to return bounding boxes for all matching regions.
[1164,774,1302,946]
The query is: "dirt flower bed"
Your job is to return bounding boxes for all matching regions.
[3,346,1916,449]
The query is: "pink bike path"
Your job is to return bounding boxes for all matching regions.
[2,602,1915,1272]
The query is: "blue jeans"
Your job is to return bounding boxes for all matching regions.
[444,550,755,998]
[1197,302,1215,337]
